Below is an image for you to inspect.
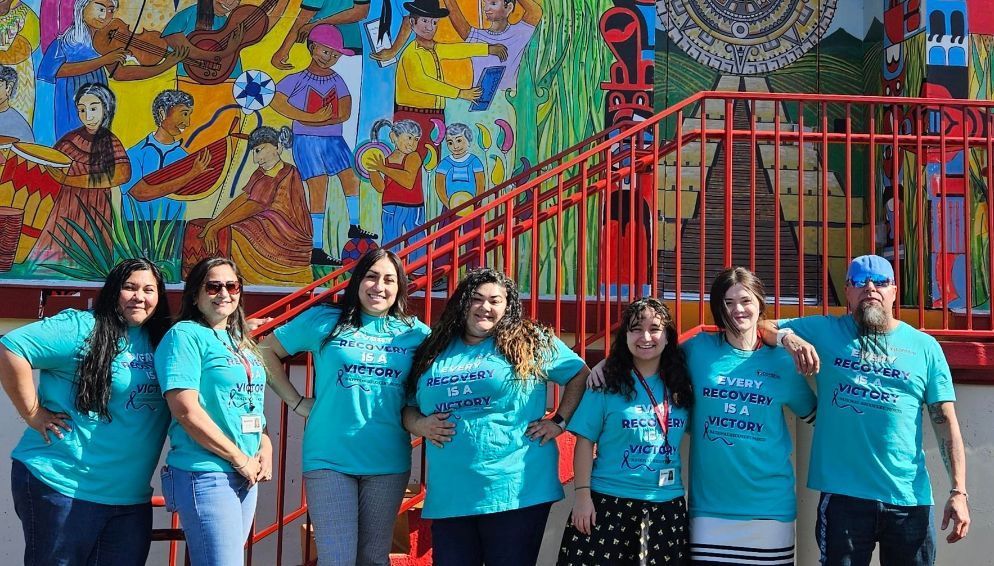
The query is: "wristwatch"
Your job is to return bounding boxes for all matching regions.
[550,413,567,430]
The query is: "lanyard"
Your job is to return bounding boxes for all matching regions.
[633,367,672,464]
[216,330,256,413]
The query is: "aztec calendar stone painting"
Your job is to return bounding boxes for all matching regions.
[656,0,838,74]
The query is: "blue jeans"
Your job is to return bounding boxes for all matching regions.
[304,468,409,566]
[161,466,258,566]
[381,204,425,263]
[816,493,935,566]
[431,502,553,566]
[10,459,152,566]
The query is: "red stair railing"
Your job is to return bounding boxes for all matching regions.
[153,91,994,564]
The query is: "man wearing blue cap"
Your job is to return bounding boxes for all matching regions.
[760,254,970,566]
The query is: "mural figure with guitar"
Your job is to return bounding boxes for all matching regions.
[161,0,290,151]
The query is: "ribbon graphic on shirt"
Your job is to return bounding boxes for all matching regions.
[702,421,734,446]
[337,368,372,392]
[832,389,865,414]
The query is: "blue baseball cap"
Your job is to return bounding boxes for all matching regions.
[846,255,894,284]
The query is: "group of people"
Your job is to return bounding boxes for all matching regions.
[0,251,973,566]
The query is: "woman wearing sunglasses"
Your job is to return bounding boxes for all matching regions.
[155,257,271,566]
[260,248,429,566]
[0,259,172,566]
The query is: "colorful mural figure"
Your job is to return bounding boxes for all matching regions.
[272,0,367,146]
[162,0,290,151]
[367,117,424,261]
[38,0,187,141]
[34,82,130,262]
[273,23,372,267]
[922,0,970,308]
[0,0,39,123]
[0,65,32,141]
[190,125,313,284]
[121,89,212,259]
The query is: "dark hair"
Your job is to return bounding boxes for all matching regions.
[0,65,17,98]
[599,298,692,408]
[709,267,767,339]
[407,268,557,396]
[320,248,412,348]
[75,259,172,421]
[152,89,194,126]
[195,0,215,31]
[73,83,117,186]
[177,257,259,356]
[248,125,293,151]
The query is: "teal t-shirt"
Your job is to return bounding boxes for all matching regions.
[415,335,585,519]
[567,372,690,503]
[162,5,243,78]
[274,305,429,474]
[684,333,816,521]
[780,315,955,506]
[155,321,266,472]
[1,309,169,505]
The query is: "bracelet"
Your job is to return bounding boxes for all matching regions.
[776,327,795,348]
[950,489,969,501]
[292,396,304,412]
[574,486,591,491]
[233,456,250,470]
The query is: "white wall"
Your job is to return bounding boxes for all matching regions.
[1,358,991,565]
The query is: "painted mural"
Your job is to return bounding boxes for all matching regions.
[0,0,618,288]
[1,0,990,304]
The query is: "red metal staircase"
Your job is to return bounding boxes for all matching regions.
[153,91,994,564]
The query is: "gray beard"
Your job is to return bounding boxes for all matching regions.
[855,302,888,334]
[854,302,889,356]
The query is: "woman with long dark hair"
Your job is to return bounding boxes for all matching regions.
[33,82,130,262]
[684,267,815,565]
[559,297,694,565]
[0,258,172,565]
[156,256,272,566]
[404,267,589,565]
[260,248,429,566]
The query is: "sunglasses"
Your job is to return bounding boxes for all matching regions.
[848,277,894,289]
[204,280,242,295]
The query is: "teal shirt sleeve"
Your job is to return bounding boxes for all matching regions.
[162,6,196,37]
[274,306,341,356]
[924,336,955,403]
[543,336,586,386]
[781,361,817,419]
[155,324,203,393]
[0,309,88,371]
[566,388,605,443]
[776,315,832,342]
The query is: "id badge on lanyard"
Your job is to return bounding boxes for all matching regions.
[634,368,672,466]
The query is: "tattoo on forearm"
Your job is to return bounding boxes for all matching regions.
[939,439,952,470]
[928,404,948,425]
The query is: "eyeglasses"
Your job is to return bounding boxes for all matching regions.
[204,280,242,295]
[848,277,894,289]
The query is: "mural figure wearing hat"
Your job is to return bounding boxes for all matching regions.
[393,0,507,162]
[273,23,375,267]
[271,0,369,149]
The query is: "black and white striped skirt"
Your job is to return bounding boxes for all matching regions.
[689,517,795,565]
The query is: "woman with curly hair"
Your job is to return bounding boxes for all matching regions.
[559,297,694,566]
[404,267,589,565]
[0,258,172,565]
